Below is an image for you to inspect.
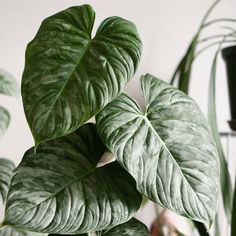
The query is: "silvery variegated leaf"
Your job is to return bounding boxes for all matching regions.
[49,218,149,236]
[0,158,15,203]
[0,225,44,236]
[0,69,19,97]
[21,4,142,145]
[3,123,142,234]
[100,218,149,236]
[0,106,10,139]
[96,74,220,228]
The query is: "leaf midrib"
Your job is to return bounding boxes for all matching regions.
[35,36,93,144]
[142,115,208,221]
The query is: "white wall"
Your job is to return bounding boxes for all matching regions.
[0,0,235,234]
[1,0,235,164]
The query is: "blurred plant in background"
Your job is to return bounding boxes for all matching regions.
[0,69,35,236]
[0,68,17,225]
[170,0,236,235]
[0,69,19,139]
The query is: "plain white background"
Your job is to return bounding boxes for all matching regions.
[0,0,236,234]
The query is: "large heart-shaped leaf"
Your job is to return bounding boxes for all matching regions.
[3,123,142,234]
[22,4,142,145]
[0,225,44,236]
[49,218,149,236]
[0,69,19,97]
[96,74,220,227]
[0,158,15,203]
[0,106,10,139]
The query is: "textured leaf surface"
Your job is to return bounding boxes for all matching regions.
[170,0,233,222]
[0,106,10,139]
[4,123,142,234]
[101,218,149,235]
[0,158,15,203]
[22,4,142,145]
[49,234,87,236]
[0,69,19,97]
[49,218,149,236]
[0,225,43,236]
[96,74,220,227]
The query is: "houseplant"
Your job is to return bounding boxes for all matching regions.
[0,69,35,236]
[0,69,19,138]
[0,68,19,206]
[170,0,236,235]
[0,4,220,235]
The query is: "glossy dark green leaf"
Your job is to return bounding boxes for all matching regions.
[21,4,142,145]
[3,123,142,234]
[96,74,220,228]
[0,158,15,203]
[208,50,232,221]
[0,106,10,139]
[0,69,19,97]
[0,225,43,236]
[49,218,149,236]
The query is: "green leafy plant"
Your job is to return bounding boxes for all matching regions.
[0,69,19,138]
[170,0,236,235]
[0,70,37,236]
[0,4,221,236]
[0,68,19,204]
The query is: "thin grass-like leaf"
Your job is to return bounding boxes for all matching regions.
[171,0,233,224]
[198,34,236,44]
[231,178,236,236]
[195,39,236,58]
[204,18,236,28]
[221,26,236,35]
[170,0,221,93]
[208,49,233,222]
[170,35,198,93]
